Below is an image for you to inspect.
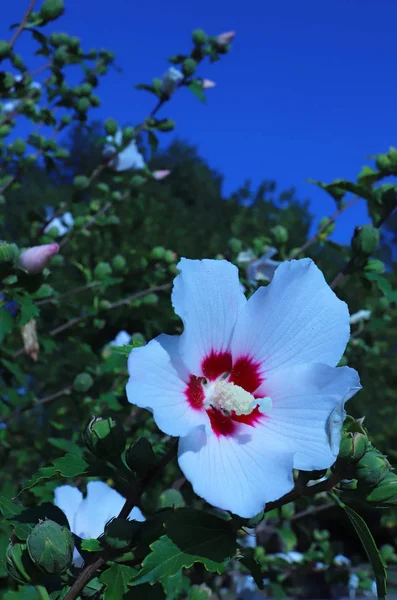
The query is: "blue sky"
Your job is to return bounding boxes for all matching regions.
[3,0,397,242]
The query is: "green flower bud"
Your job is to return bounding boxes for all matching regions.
[27,519,74,575]
[270,225,289,244]
[6,542,40,584]
[156,119,175,132]
[192,29,208,46]
[80,83,92,95]
[365,259,385,274]
[77,97,91,112]
[0,125,12,137]
[164,249,176,264]
[83,415,126,460]
[122,127,135,142]
[364,471,397,508]
[73,175,90,191]
[61,114,72,126]
[53,46,69,66]
[112,254,126,271]
[0,41,11,60]
[130,175,146,189]
[377,297,389,312]
[0,242,19,263]
[39,0,65,23]
[182,58,197,77]
[73,372,94,393]
[338,432,368,464]
[351,224,380,257]
[228,238,243,253]
[105,118,118,136]
[151,246,166,260]
[375,154,392,173]
[356,446,391,489]
[90,94,101,107]
[104,518,137,551]
[94,261,112,280]
[142,292,158,305]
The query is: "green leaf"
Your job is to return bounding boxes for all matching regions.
[188,80,206,103]
[81,538,102,552]
[157,489,185,509]
[0,495,24,519]
[335,497,387,600]
[358,165,383,186]
[238,548,264,590]
[132,509,236,585]
[16,295,39,327]
[0,307,13,342]
[111,341,144,356]
[20,454,89,492]
[99,564,137,599]
[366,274,397,303]
[4,586,48,600]
[47,438,83,456]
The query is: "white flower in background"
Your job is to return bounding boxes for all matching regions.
[313,562,327,571]
[334,554,351,567]
[235,575,258,595]
[126,258,360,518]
[246,247,281,284]
[160,67,183,96]
[350,309,372,325]
[349,573,360,600]
[273,551,304,564]
[237,249,256,263]
[54,482,144,565]
[371,580,377,597]
[110,330,131,347]
[44,208,74,237]
[103,129,145,172]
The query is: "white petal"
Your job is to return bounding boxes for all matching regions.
[231,259,350,372]
[255,364,361,471]
[74,481,127,540]
[127,334,208,436]
[53,485,83,533]
[172,259,246,376]
[178,424,294,518]
[129,506,145,522]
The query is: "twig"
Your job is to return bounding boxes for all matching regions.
[9,0,37,47]
[63,441,178,600]
[264,471,342,513]
[36,282,100,306]
[0,386,71,425]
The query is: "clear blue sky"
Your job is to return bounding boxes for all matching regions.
[4,0,397,242]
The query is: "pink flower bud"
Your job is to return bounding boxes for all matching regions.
[19,243,59,274]
[201,79,216,90]
[153,170,171,180]
[216,31,236,46]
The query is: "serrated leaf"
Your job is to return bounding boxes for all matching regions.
[132,509,236,585]
[188,80,206,103]
[99,563,137,599]
[0,495,24,519]
[48,438,83,456]
[81,538,102,552]
[335,497,386,600]
[20,454,89,492]
[111,341,144,356]
[15,295,40,327]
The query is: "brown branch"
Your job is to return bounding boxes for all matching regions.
[64,441,178,600]
[264,471,342,513]
[0,386,71,425]
[36,282,100,306]
[9,0,37,47]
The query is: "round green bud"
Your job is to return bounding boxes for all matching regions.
[130,175,146,189]
[94,261,112,280]
[142,293,159,306]
[27,519,74,575]
[112,254,126,271]
[364,471,397,508]
[377,297,389,312]
[151,246,166,260]
[122,127,135,142]
[105,118,118,136]
[111,191,122,202]
[90,94,101,107]
[0,41,11,59]
[73,175,90,191]
[83,415,126,460]
[375,154,392,173]
[131,332,146,345]
[73,372,94,393]
[77,97,91,112]
[6,542,39,584]
[270,225,289,244]
[351,224,380,256]
[228,237,243,253]
[338,432,368,464]
[182,58,197,77]
[0,125,12,137]
[164,249,176,263]
[53,46,68,66]
[356,446,391,489]
[61,114,72,126]
[365,259,385,274]
[39,0,65,22]
[103,518,137,551]
[0,242,19,263]
[192,29,208,46]
[80,83,92,95]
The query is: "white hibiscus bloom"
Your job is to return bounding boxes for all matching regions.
[110,330,132,346]
[54,481,144,565]
[246,247,281,284]
[126,258,361,518]
[44,209,74,237]
[103,130,145,172]
[160,67,183,96]
[349,309,371,325]
[334,554,351,566]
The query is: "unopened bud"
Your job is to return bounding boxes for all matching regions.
[153,170,171,180]
[270,225,288,244]
[192,29,208,46]
[27,519,74,575]
[201,78,216,89]
[6,542,40,584]
[351,224,380,257]
[83,415,126,460]
[338,432,368,464]
[356,446,391,489]
[73,372,94,393]
[182,58,197,77]
[19,243,59,274]
[160,67,183,96]
[364,471,397,508]
[215,30,236,47]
